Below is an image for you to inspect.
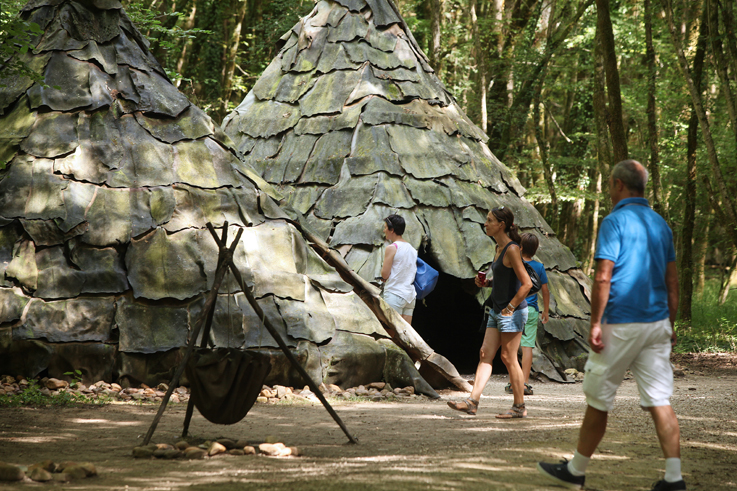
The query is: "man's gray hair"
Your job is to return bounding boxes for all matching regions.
[611,159,648,194]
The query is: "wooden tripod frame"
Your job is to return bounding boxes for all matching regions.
[142,222,358,446]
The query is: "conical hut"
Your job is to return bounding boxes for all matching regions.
[222,0,593,381]
[0,0,454,393]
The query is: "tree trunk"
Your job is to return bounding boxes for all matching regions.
[560,57,580,141]
[559,202,573,245]
[644,0,664,217]
[470,0,487,133]
[708,0,737,155]
[584,21,612,276]
[694,206,710,295]
[679,4,708,323]
[486,0,540,152]
[533,81,558,234]
[593,24,612,210]
[567,198,583,250]
[584,169,602,275]
[718,254,737,305]
[491,0,504,55]
[662,0,737,251]
[595,0,628,162]
[499,0,593,159]
[220,0,248,117]
[175,0,198,87]
[428,0,443,72]
[679,109,697,320]
[219,0,234,92]
[721,1,737,77]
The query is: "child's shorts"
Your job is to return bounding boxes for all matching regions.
[521,307,538,347]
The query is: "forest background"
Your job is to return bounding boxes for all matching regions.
[2,0,737,352]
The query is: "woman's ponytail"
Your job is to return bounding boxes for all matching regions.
[507,223,522,244]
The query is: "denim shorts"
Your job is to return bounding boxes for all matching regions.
[382,291,416,316]
[486,308,528,333]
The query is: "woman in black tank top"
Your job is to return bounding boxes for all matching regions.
[448,207,532,418]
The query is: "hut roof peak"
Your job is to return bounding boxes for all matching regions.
[222,0,594,382]
[1,0,452,394]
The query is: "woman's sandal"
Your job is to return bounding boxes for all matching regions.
[447,398,479,415]
[495,402,527,419]
[504,384,533,395]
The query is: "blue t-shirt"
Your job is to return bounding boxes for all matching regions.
[594,197,675,324]
[524,259,548,311]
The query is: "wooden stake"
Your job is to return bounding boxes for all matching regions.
[207,225,357,444]
[143,222,357,446]
[142,224,242,446]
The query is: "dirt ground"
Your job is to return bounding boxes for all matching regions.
[1,354,735,491]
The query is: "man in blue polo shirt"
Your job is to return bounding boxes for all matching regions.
[537,160,684,491]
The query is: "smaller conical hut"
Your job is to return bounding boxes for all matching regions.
[0,0,456,393]
[223,0,593,381]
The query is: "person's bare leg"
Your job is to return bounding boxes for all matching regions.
[648,405,681,458]
[500,332,524,405]
[521,346,533,384]
[401,314,412,325]
[470,328,501,402]
[577,405,608,457]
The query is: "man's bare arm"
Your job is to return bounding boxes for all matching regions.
[589,259,614,353]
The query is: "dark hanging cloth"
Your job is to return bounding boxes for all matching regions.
[185,348,272,425]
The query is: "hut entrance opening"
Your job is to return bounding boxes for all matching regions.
[412,260,508,375]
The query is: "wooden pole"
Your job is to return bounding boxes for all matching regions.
[181,226,230,438]
[295,225,473,392]
[207,223,358,444]
[142,225,242,446]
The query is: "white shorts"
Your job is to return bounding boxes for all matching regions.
[582,318,673,412]
[382,291,416,316]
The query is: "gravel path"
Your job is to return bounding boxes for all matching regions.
[0,360,735,490]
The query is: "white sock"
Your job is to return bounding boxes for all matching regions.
[664,458,682,482]
[567,450,589,476]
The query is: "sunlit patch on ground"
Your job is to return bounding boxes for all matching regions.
[0,375,733,490]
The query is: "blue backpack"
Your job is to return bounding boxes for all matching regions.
[413,258,439,300]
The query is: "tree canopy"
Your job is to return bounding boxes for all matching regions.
[3,0,736,320]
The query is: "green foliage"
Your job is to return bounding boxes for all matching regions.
[0,0,45,85]
[0,379,111,408]
[223,0,313,112]
[121,0,211,88]
[123,1,211,51]
[675,280,737,353]
[64,369,84,388]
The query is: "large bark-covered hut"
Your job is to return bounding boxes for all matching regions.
[0,0,453,392]
[223,0,593,381]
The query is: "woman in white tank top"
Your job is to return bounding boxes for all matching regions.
[381,215,418,324]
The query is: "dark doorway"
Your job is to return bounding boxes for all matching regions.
[412,267,508,375]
